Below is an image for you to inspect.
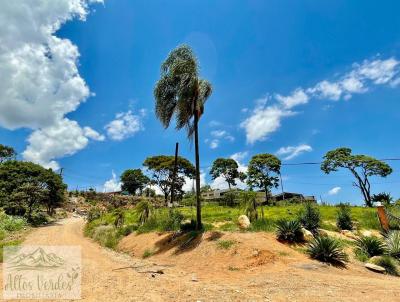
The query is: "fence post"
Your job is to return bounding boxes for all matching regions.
[376,203,390,232]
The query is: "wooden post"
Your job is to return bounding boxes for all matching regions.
[376,204,390,232]
[170,142,179,207]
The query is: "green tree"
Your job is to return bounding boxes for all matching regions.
[321,148,393,207]
[143,187,156,198]
[0,144,16,163]
[210,158,246,190]
[0,160,66,216]
[247,154,281,205]
[371,192,393,206]
[143,155,195,205]
[120,169,150,195]
[154,45,212,230]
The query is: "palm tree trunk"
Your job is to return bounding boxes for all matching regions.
[194,109,202,230]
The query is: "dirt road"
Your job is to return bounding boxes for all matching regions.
[1,217,399,301]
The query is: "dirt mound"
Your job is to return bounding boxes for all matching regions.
[118,231,308,280]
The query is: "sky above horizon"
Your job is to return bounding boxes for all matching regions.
[1,0,400,204]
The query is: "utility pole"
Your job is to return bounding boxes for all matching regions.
[279,171,285,200]
[170,142,179,207]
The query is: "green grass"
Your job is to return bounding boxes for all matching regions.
[217,239,236,249]
[0,240,23,262]
[142,249,154,258]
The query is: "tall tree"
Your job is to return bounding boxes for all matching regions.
[143,155,195,205]
[120,169,150,195]
[247,154,281,206]
[321,147,393,207]
[210,158,246,190]
[154,45,212,229]
[0,144,16,163]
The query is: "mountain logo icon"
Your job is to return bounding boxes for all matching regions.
[8,247,65,271]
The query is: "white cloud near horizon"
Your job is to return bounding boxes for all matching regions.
[102,171,122,193]
[276,144,313,160]
[328,186,341,195]
[0,0,103,169]
[210,152,248,190]
[105,110,145,141]
[206,129,235,149]
[241,57,400,144]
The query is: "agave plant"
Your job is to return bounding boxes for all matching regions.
[298,202,321,235]
[355,236,386,258]
[275,219,304,243]
[371,256,399,276]
[307,236,348,266]
[135,200,154,225]
[385,230,400,259]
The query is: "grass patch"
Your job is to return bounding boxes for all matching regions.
[0,239,22,262]
[142,249,154,258]
[217,239,236,249]
[228,266,240,271]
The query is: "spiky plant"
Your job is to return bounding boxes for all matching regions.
[275,219,304,243]
[385,230,400,259]
[135,200,154,225]
[240,191,258,222]
[336,203,353,230]
[355,236,386,258]
[307,236,348,266]
[370,256,399,276]
[298,202,321,235]
[154,45,212,230]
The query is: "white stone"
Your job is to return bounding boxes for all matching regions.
[301,228,314,241]
[238,215,251,229]
[365,263,386,273]
[362,231,373,237]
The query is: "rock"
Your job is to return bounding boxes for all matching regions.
[340,230,358,240]
[252,249,260,257]
[365,263,386,273]
[191,274,198,282]
[238,215,251,229]
[301,228,314,241]
[362,230,372,237]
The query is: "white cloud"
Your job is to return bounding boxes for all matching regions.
[276,89,309,109]
[182,172,206,192]
[105,110,145,141]
[276,144,313,160]
[83,126,105,141]
[210,130,227,138]
[210,152,248,190]
[240,104,295,144]
[206,129,235,149]
[328,186,341,195]
[102,171,122,193]
[230,151,248,162]
[242,57,400,143]
[209,139,219,149]
[0,0,103,169]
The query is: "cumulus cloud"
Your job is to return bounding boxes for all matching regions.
[102,171,122,193]
[276,144,313,160]
[105,110,145,141]
[328,186,341,195]
[0,0,103,169]
[242,57,400,144]
[206,129,235,149]
[182,172,207,192]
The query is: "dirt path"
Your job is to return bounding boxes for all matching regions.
[1,217,399,301]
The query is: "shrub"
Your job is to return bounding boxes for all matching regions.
[371,192,393,205]
[135,200,154,225]
[0,211,27,231]
[336,203,353,231]
[371,256,399,276]
[385,230,400,259]
[28,211,49,226]
[249,219,274,232]
[0,228,5,241]
[355,236,386,258]
[87,207,102,222]
[275,219,304,243]
[118,224,138,236]
[240,191,258,222]
[92,225,120,249]
[307,236,348,266]
[180,219,197,232]
[161,210,184,231]
[142,249,154,258]
[113,209,125,228]
[298,202,321,235]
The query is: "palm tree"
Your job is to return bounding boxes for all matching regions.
[154,45,212,230]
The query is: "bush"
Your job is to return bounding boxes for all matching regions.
[307,236,348,266]
[87,207,102,222]
[135,200,154,225]
[385,230,400,259]
[240,191,258,222]
[118,224,138,237]
[28,211,49,226]
[217,240,236,249]
[0,211,27,231]
[249,219,274,232]
[275,219,304,243]
[298,202,321,235]
[92,225,120,249]
[180,219,197,232]
[355,236,386,258]
[371,256,399,276]
[161,210,184,231]
[0,228,5,241]
[336,204,353,230]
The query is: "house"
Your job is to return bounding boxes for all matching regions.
[201,188,236,200]
[273,192,316,203]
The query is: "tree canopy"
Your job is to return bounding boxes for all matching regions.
[321,147,393,207]
[120,169,149,195]
[143,155,195,204]
[0,144,16,163]
[247,154,281,203]
[0,160,66,218]
[210,158,246,189]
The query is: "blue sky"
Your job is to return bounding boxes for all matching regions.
[1,0,400,204]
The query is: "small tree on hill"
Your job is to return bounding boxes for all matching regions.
[321,148,393,207]
[143,155,195,205]
[210,158,246,190]
[0,144,16,163]
[121,169,150,195]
